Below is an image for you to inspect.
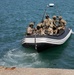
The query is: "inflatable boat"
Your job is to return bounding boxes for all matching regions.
[22,28,72,52]
[22,3,72,52]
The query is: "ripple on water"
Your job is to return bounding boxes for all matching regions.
[0,48,40,67]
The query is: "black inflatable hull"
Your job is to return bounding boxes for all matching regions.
[22,28,72,52]
[22,43,57,52]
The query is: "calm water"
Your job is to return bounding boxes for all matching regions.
[0,0,74,69]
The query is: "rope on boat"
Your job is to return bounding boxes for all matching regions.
[35,33,37,50]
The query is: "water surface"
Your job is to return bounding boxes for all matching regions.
[0,0,74,69]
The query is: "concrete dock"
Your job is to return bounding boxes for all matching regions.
[0,66,74,75]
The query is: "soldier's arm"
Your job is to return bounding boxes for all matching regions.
[62,19,67,25]
[43,19,46,26]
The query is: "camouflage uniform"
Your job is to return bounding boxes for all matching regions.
[52,16,57,27]
[40,28,45,35]
[47,27,53,35]
[37,23,43,28]
[58,16,66,30]
[36,21,45,35]
[51,16,58,34]
[43,15,52,27]
[27,22,34,35]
